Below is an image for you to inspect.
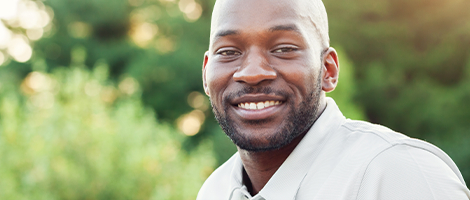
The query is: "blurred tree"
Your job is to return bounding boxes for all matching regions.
[1,0,234,164]
[0,47,215,199]
[327,47,366,121]
[0,0,468,193]
[325,0,470,183]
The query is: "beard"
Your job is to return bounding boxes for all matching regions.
[210,73,323,152]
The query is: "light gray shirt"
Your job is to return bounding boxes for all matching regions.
[197,98,470,200]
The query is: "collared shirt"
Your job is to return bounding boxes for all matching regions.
[197,98,470,200]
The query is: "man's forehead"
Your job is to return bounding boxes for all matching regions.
[209,0,329,48]
[211,0,301,33]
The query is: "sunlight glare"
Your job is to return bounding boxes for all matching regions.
[177,110,205,136]
[0,0,20,20]
[27,29,44,40]
[0,23,13,49]
[0,52,5,66]
[7,36,32,63]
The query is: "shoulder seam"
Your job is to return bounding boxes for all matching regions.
[342,122,393,145]
[355,142,456,200]
[404,145,437,199]
[355,144,396,200]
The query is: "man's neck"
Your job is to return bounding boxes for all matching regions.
[239,132,306,196]
[238,98,327,196]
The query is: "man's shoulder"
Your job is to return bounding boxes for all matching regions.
[332,118,411,159]
[197,152,239,200]
[338,119,469,198]
[339,119,456,163]
[339,119,464,178]
[340,119,409,144]
[297,118,470,199]
[355,138,470,199]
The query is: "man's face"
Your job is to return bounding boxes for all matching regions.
[204,0,327,151]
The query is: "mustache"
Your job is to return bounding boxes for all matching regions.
[224,86,289,102]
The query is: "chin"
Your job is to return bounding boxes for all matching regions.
[231,126,294,152]
[227,118,311,152]
[211,84,322,152]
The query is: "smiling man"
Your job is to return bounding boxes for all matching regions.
[198,0,470,199]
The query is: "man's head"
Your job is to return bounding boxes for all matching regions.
[203,0,339,152]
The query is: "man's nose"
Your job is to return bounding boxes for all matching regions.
[233,50,277,85]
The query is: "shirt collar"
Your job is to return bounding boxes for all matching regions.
[228,152,244,199]
[228,97,346,200]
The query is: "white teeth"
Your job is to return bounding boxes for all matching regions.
[249,103,256,109]
[238,101,282,110]
[257,102,265,109]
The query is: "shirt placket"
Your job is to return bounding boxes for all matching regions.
[230,187,266,200]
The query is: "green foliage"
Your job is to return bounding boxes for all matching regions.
[0,57,215,199]
[325,0,470,184]
[327,47,366,121]
[0,0,468,194]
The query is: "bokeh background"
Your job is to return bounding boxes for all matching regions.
[0,0,468,199]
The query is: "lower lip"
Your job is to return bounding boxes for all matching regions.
[232,103,285,120]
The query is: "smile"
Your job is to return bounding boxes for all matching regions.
[237,101,282,110]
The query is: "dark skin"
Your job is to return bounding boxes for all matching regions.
[240,130,307,195]
[203,0,339,195]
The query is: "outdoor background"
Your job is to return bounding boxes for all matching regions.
[0,0,469,199]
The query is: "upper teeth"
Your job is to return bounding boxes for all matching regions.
[238,101,281,110]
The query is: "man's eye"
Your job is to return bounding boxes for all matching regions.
[273,47,297,53]
[218,50,241,56]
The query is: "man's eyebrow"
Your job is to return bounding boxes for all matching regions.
[215,29,240,38]
[214,25,299,38]
[269,24,300,33]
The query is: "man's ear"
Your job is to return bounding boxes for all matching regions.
[203,51,210,96]
[321,47,340,93]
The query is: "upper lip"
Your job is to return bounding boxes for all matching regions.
[230,94,286,105]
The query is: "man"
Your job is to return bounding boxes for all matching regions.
[198,0,470,199]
